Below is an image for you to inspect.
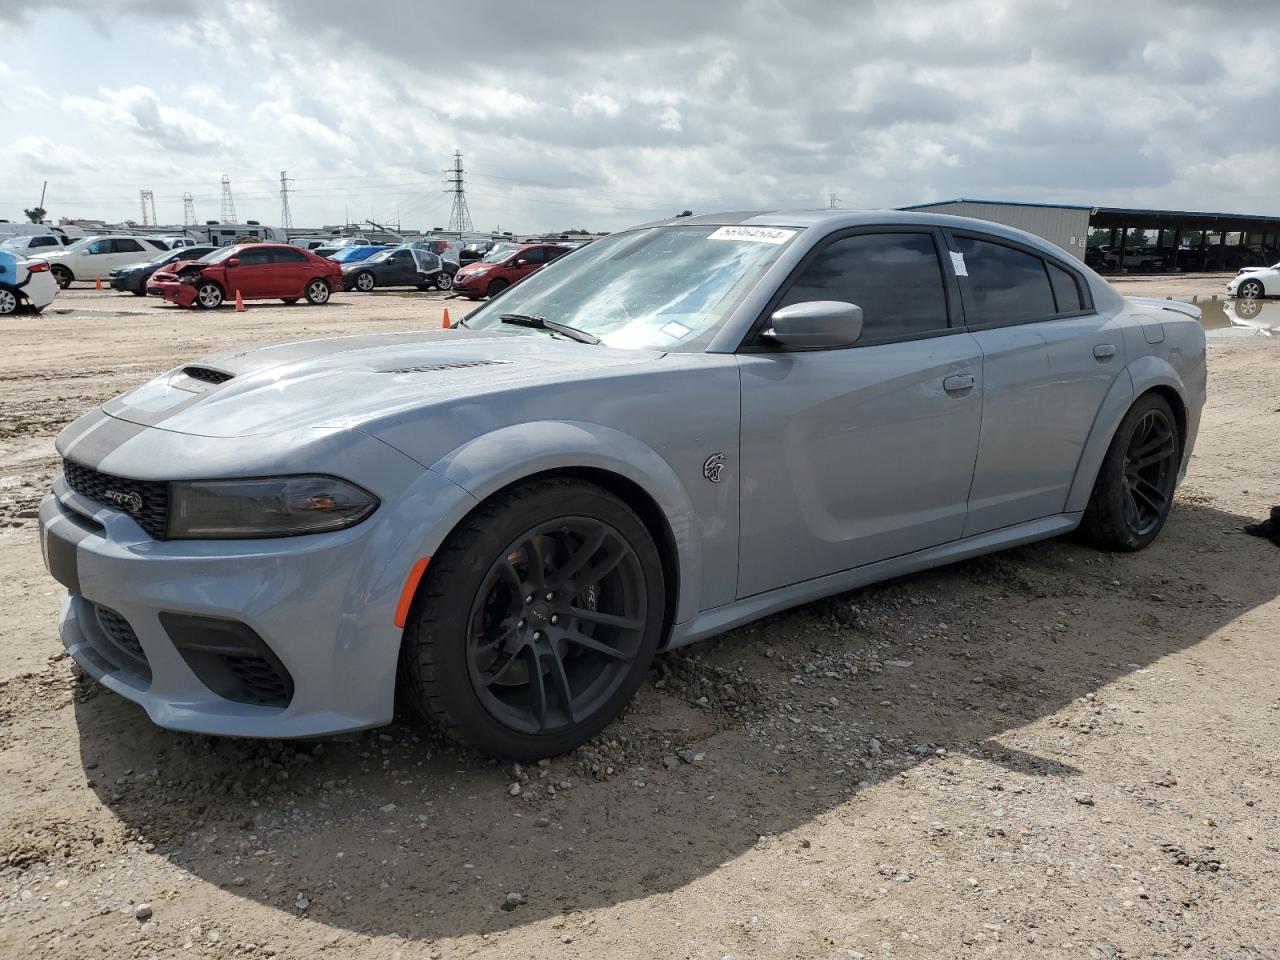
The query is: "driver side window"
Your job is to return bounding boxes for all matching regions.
[779,232,949,343]
[85,240,109,255]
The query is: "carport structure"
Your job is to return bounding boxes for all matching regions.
[1090,206,1280,271]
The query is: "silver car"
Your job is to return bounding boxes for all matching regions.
[39,211,1206,759]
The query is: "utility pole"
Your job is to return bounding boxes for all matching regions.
[829,193,841,209]
[279,170,294,229]
[444,150,474,233]
[140,190,156,226]
[182,193,196,226]
[219,174,237,223]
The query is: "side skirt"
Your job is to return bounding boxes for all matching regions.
[667,512,1082,649]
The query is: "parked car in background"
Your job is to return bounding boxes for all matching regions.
[1,233,67,256]
[343,247,455,292]
[1102,247,1163,271]
[157,236,197,249]
[0,249,58,315]
[147,243,342,309]
[109,246,219,295]
[290,237,334,250]
[1227,261,1280,299]
[40,235,172,288]
[453,242,571,299]
[39,210,1206,759]
[328,244,391,264]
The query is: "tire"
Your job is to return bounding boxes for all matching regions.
[131,288,147,296]
[304,278,330,305]
[1080,393,1180,552]
[1238,278,1265,299]
[0,287,18,316]
[354,271,375,292]
[195,281,223,310]
[486,277,509,299]
[435,271,454,292]
[50,265,73,289]
[281,297,299,304]
[399,478,666,760]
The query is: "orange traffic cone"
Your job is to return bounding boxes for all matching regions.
[95,276,102,290]
[442,307,451,329]
[234,289,245,312]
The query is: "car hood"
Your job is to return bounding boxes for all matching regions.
[101,328,661,439]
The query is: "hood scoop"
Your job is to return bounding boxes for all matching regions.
[180,365,235,385]
[381,359,508,374]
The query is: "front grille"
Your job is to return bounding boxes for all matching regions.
[91,604,152,684]
[63,459,169,539]
[382,360,506,374]
[223,655,294,706]
[181,365,233,385]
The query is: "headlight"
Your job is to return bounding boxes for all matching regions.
[168,475,378,539]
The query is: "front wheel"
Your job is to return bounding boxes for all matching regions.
[434,271,454,292]
[354,271,375,292]
[1238,278,1265,299]
[399,478,665,760]
[50,266,73,289]
[195,281,223,309]
[486,277,509,299]
[304,278,331,305]
[1080,393,1180,551]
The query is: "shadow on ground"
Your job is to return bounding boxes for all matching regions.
[73,500,1276,939]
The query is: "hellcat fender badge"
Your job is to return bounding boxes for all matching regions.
[703,453,726,483]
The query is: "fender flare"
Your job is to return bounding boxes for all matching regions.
[429,420,701,624]
[1064,358,1190,513]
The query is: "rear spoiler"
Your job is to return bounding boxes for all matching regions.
[1127,296,1201,321]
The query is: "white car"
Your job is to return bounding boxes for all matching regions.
[0,251,59,315]
[1227,262,1279,299]
[42,235,172,289]
[0,233,67,256]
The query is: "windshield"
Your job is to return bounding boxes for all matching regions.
[480,243,517,264]
[463,224,796,350]
[364,250,393,263]
[202,246,241,264]
[0,237,30,251]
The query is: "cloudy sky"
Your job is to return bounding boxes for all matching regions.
[1,0,1277,233]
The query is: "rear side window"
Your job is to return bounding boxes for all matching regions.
[271,248,307,263]
[142,239,168,251]
[779,232,949,342]
[31,236,58,248]
[954,236,1056,325]
[1047,262,1084,313]
[111,239,145,253]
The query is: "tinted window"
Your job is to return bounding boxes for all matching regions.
[516,247,545,265]
[31,236,58,248]
[142,239,168,250]
[955,237,1056,325]
[546,246,569,261]
[779,232,948,341]
[235,248,273,265]
[1047,262,1083,313]
[84,240,109,255]
[111,239,145,253]
[271,248,307,263]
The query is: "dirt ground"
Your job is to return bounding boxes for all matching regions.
[2,276,1277,960]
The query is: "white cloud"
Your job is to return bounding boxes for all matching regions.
[64,85,233,153]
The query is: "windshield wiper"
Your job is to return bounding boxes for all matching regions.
[499,313,600,345]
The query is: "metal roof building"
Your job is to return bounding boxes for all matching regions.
[899,199,1092,260]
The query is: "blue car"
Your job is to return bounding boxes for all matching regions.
[328,245,390,264]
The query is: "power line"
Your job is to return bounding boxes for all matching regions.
[444,151,474,232]
[219,174,237,223]
[279,170,295,229]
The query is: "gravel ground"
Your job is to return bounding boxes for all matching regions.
[2,279,1278,959]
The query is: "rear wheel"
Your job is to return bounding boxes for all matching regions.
[435,271,454,292]
[50,265,73,289]
[486,277,509,298]
[195,282,223,310]
[1080,393,1180,551]
[0,288,18,316]
[305,278,331,305]
[399,479,665,760]
[1238,278,1265,299]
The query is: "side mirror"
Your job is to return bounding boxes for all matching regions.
[226,258,241,268]
[764,301,864,349]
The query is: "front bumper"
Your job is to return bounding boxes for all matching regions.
[38,431,480,738]
[150,279,199,307]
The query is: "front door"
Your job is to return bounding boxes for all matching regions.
[384,249,418,286]
[947,232,1126,535]
[736,229,983,598]
[222,247,276,299]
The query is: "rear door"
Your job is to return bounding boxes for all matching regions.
[947,231,1124,535]
[268,246,310,296]
[736,228,984,597]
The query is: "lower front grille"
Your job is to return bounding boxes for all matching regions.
[63,459,169,539]
[160,612,294,709]
[89,604,153,685]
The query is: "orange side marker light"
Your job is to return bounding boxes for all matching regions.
[394,557,431,628]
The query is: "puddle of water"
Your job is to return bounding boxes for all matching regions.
[1168,294,1280,337]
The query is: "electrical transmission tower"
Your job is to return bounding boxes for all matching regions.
[219,174,237,223]
[182,193,196,226]
[279,170,295,229]
[139,189,157,226]
[444,151,474,232]
[829,193,841,209]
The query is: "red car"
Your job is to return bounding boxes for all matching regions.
[452,242,571,300]
[148,243,343,309]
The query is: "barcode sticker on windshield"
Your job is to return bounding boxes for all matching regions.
[707,226,796,244]
[950,250,968,276]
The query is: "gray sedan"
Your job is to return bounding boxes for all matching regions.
[40,210,1206,759]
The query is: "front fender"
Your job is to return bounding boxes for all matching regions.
[1064,357,1192,512]
[429,420,701,624]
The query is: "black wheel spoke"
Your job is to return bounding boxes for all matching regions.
[524,646,548,730]
[1132,477,1166,512]
[1130,441,1174,470]
[552,528,608,586]
[578,537,630,589]
[483,647,525,687]
[563,629,632,662]
[518,537,544,591]
[569,606,643,632]
[545,646,577,725]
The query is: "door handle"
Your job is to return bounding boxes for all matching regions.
[943,373,976,393]
[1093,343,1116,360]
